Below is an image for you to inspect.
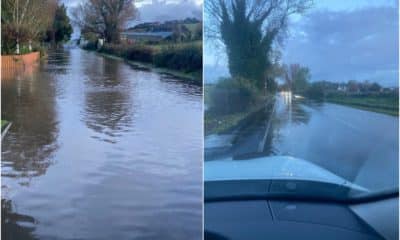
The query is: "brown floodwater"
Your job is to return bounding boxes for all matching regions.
[1,48,202,240]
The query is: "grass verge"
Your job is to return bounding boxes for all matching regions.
[326,96,398,116]
[1,120,9,130]
[205,102,267,135]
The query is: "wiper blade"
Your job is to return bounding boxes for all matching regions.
[205,179,377,203]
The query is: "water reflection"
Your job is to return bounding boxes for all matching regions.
[159,74,203,97]
[1,199,38,240]
[232,92,311,159]
[271,94,398,190]
[82,56,133,142]
[43,49,71,75]
[1,64,59,184]
[206,90,398,192]
[2,49,202,239]
[265,93,397,189]
[275,91,311,125]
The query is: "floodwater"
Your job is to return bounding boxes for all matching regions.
[205,92,398,192]
[1,48,202,240]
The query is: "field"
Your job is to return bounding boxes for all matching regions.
[326,93,398,116]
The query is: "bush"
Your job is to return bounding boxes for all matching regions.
[91,42,202,74]
[98,43,124,57]
[208,77,261,115]
[99,43,154,63]
[32,44,48,58]
[124,45,154,63]
[82,41,97,51]
[154,44,202,72]
[306,83,325,100]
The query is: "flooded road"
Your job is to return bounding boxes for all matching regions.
[205,92,398,192]
[269,93,398,191]
[2,49,202,240]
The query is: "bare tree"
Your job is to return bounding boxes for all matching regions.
[283,63,310,93]
[205,0,312,89]
[71,0,138,44]
[1,0,57,52]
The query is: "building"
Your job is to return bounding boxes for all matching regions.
[337,84,347,92]
[120,31,173,43]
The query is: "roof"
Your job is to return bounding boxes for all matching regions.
[121,31,173,38]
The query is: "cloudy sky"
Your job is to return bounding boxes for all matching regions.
[133,0,202,24]
[205,0,399,86]
[63,0,202,37]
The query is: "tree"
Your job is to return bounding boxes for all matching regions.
[306,82,324,100]
[347,80,359,93]
[205,0,312,90]
[1,0,57,53]
[369,82,381,92]
[71,0,137,44]
[283,64,310,93]
[46,4,73,44]
[193,22,203,40]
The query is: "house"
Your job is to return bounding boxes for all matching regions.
[120,31,173,43]
[337,84,347,92]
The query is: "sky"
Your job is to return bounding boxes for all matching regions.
[205,0,399,86]
[132,0,202,24]
[63,0,202,38]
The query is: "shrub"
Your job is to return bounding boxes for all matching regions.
[306,83,325,100]
[154,44,202,72]
[93,42,202,74]
[99,43,154,63]
[124,45,154,63]
[208,77,261,115]
[82,41,97,51]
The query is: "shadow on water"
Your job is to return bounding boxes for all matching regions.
[1,199,38,240]
[1,64,59,185]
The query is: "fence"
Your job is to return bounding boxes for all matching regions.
[1,52,40,70]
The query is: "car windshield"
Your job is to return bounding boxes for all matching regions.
[204,0,399,199]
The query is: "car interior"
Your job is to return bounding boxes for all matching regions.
[204,180,399,240]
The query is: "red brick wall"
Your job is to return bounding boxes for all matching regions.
[1,52,40,70]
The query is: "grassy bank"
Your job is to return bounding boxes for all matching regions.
[84,42,202,83]
[325,94,398,116]
[1,120,8,130]
[205,77,274,135]
[205,104,266,135]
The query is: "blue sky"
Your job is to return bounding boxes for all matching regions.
[205,0,399,86]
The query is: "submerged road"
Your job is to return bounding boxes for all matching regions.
[205,92,398,192]
[2,48,202,240]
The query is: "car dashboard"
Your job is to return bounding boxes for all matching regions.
[204,180,398,240]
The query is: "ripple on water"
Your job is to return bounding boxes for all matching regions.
[1,49,202,240]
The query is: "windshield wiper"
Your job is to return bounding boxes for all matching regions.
[205,179,398,204]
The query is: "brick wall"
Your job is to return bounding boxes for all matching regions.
[1,52,40,70]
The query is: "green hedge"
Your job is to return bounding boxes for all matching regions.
[97,43,202,73]
[153,44,202,72]
[99,43,154,63]
[208,77,262,115]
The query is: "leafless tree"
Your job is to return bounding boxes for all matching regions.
[1,0,57,50]
[71,0,138,43]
